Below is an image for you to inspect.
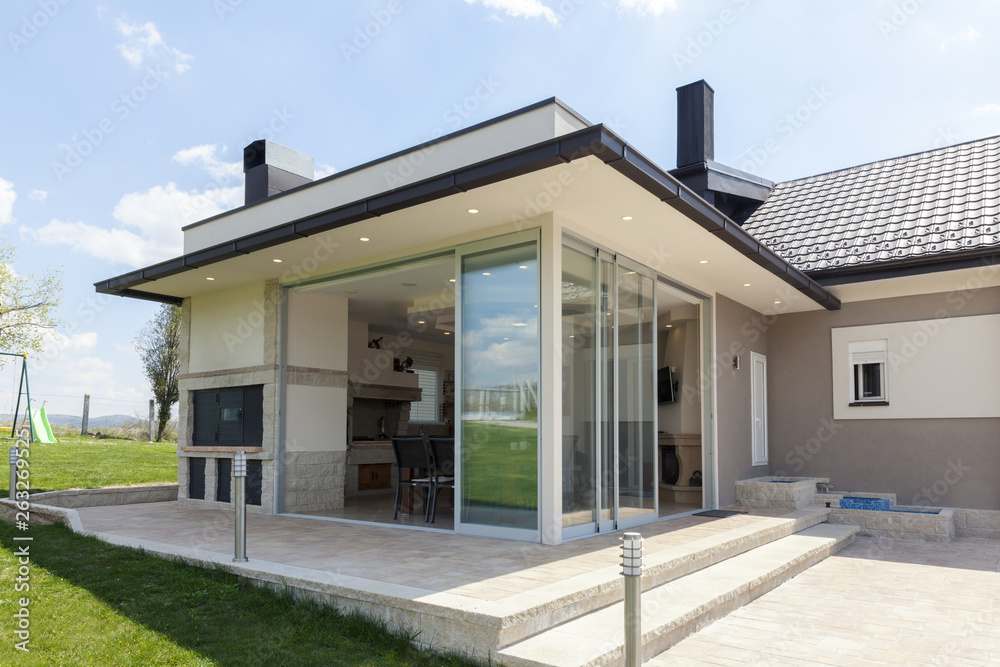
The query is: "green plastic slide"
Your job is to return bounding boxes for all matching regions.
[30,406,57,444]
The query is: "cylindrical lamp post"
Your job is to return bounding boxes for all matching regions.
[621,532,644,667]
[233,451,248,563]
[8,447,18,500]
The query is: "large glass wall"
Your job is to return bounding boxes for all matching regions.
[460,241,539,531]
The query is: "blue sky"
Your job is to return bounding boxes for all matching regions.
[2,0,998,416]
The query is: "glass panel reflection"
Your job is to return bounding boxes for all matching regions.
[461,242,539,530]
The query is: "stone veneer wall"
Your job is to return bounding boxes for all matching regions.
[283,451,347,513]
[282,366,351,513]
[176,280,280,515]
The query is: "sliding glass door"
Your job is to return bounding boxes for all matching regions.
[561,240,657,537]
[458,235,539,539]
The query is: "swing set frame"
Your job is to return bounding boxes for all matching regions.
[2,352,34,442]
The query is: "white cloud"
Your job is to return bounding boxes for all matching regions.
[940,27,980,52]
[172,144,242,184]
[315,164,337,180]
[115,18,193,75]
[23,182,240,268]
[28,189,47,202]
[617,0,678,16]
[0,177,15,227]
[464,0,561,27]
[974,103,1000,116]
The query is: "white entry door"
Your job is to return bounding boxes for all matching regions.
[750,352,768,466]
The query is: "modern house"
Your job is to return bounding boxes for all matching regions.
[96,81,1000,545]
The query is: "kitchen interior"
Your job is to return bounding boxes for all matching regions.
[308,255,457,529]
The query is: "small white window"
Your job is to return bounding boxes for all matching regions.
[848,340,888,405]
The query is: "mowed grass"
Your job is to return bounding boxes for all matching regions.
[0,521,484,667]
[461,423,537,510]
[0,433,177,495]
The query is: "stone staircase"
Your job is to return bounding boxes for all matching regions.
[492,508,856,666]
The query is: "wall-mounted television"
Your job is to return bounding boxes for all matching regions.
[657,366,676,404]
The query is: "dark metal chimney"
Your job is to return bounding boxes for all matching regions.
[243,140,314,206]
[676,80,715,169]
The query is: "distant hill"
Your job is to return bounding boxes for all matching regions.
[1,413,145,429]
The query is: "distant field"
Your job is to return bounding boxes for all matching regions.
[1,433,177,495]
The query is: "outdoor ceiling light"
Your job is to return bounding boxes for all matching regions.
[482,272,490,276]
[665,324,672,328]
[512,322,527,327]
[774,300,782,304]
[273,259,282,263]
[699,260,709,264]
[621,216,633,221]
[359,237,370,242]
[518,265,528,269]
[743,283,751,287]
[206,277,215,281]
[468,208,479,214]
[418,320,426,324]
[444,331,451,335]
[449,278,456,283]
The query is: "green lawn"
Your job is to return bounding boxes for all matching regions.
[1,434,177,495]
[0,522,483,667]
[461,422,537,510]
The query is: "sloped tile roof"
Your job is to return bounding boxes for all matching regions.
[743,136,1000,273]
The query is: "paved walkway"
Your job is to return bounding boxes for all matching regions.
[651,536,1000,666]
[75,502,790,603]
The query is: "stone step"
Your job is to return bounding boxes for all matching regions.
[494,523,857,666]
[487,507,829,651]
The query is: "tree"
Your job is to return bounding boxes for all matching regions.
[134,304,181,441]
[0,243,62,360]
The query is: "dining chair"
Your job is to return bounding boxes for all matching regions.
[391,436,434,521]
[427,436,455,524]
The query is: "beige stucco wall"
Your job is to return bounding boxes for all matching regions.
[768,284,1000,510]
[188,281,267,373]
[831,314,1000,420]
[714,294,770,507]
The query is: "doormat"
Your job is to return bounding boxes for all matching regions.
[693,510,747,518]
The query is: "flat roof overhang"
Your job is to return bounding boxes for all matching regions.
[95,124,840,312]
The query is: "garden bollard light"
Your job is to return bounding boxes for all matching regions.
[9,447,18,500]
[621,532,643,667]
[233,451,248,562]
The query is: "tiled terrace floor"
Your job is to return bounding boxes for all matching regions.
[651,536,1000,666]
[76,502,785,602]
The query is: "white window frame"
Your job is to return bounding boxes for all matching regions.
[848,340,888,405]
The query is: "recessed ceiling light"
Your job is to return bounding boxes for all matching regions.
[272,259,283,263]
[345,289,359,294]
[444,331,451,335]
[743,283,751,287]
[665,324,673,328]
[206,277,215,281]
[402,282,417,287]
[468,208,479,214]
[449,278,456,283]
[569,335,575,338]
[482,272,490,276]
[774,300,782,304]
[359,237,370,242]
[699,260,709,264]
[621,216,633,221]
[626,271,636,275]
[418,320,426,324]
